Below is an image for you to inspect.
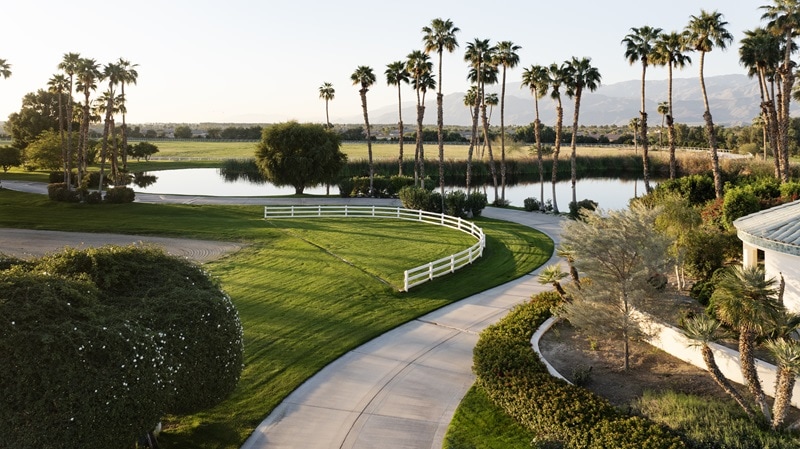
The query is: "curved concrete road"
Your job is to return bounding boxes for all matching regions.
[1,181,564,448]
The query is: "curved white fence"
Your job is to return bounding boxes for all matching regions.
[263,205,486,291]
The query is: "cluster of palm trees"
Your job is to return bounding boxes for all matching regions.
[685,266,800,430]
[47,53,138,192]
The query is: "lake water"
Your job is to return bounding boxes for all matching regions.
[132,168,651,210]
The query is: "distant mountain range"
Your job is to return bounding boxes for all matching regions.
[352,74,767,127]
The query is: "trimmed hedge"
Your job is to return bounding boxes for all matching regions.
[473,291,686,448]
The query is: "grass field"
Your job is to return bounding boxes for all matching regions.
[0,189,553,448]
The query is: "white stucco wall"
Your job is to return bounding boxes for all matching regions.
[764,250,800,313]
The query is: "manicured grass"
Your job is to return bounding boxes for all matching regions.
[0,189,553,448]
[444,385,539,449]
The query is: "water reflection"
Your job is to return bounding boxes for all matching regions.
[132,168,652,210]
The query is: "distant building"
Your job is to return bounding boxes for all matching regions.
[734,200,800,312]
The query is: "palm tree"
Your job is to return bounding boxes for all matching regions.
[76,57,102,186]
[766,338,800,429]
[463,38,491,194]
[653,32,691,180]
[683,314,754,417]
[385,63,409,176]
[468,45,499,203]
[318,82,335,129]
[407,50,434,186]
[684,10,733,199]
[98,61,124,192]
[0,58,10,79]
[712,265,783,422]
[564,57,601,207]
[538,264,569,301]
[493,41,521,202]
[521,65,550,210]
[629,117,641,153]
[657,101,669,148]
[117,58,138,172]
[546,62,569,214]
[739,28,781,179]
[58,52,81,188]
[482,93,498,159]
[422,18,459,209]
[622,25,662,194]
[48,74,70,184]
[761,0,800,184]
[351,66,376,195]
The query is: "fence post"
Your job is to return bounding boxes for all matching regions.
[404,270,409,292]
[428,262,434,280]
[450,255,455,273]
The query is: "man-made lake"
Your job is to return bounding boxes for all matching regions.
[132,168,651,210]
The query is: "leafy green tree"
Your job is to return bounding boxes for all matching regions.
[564,56,601,206]
[24,130,77,171]
[129,141,159,161]
[653,32,692,180]
[711,265,782,422]
[173,125,193,139]
[351,65,376,194]
[0,145,21,172]
[684,10,734,198]
[385,62,409,176]
[521,64,550,209]
[560,204,671,371]
[6,89,70,150]
[423,18,460,207]
[622,25,663,193]
[255,121,346,194]
[318,81,335,128]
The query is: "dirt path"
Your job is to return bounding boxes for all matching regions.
[0,228,243,263]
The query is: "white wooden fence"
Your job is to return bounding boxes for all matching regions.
[263,205,486,291]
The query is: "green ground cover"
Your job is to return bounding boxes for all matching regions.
[0,189,553,448]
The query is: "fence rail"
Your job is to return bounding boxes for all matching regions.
[264,205,486,291]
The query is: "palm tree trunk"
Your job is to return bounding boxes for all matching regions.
[481,103,498,203]
[110,118,119,186]
[57,90,67,184]
[534,102,544,210]
[739,330,771,422]
[415,104,425,187]
[640,63,651,193]
[570,89,582,206]
[465,93,481,194]
[397,86,404,176]
[772,367,796,429]
[667,64,677,180]
[437,52,446,211]
[551,101,563,214]
[500,68,507,202]
[359,89,374,195]
[697,52,722,198]
[779,37,793,183]
[66,77,74,190]
[120,82,129,171]
[700,345,754,418]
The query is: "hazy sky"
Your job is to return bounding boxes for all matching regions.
[1,0,767,125]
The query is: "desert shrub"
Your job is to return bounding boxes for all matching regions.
[683,229,738,281]
[104,186,135,203]
[428,191,443,214]
[46,182,80,203]
[656,174,716,206]
[85,190,103,204]
[467,191,488,216]
[568,199,598,219]
[524,197,541,212]
[399,186,431,210]
[445,190,468,218]
[340,175,417,198]
[722,186,760,227]
[780,181,800,201]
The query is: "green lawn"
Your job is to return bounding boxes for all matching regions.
[0,189,554,448]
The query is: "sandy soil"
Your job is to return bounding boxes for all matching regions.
[0,228,243,263]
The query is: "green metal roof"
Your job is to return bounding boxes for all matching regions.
[734,199,800,256]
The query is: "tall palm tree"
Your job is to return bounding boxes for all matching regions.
[422,18,459,208]
[622,25,662,193]
[385,62,409,176]
[653,32,691,180]
[656,101,669,147]
[546,62,569,214]
[481,93,498,159]
[76,57,102,186]
[58,52,81,188]
[493,41,521,202]
[98,61,124,191]
[0,59,10,79]
[318,82,335,129]
[712,265,783,422]
[761,1,800,183]
[564,56,601,207]
[407,50,434,186]
[683,314,754,417]
[48,74,70,184]
[739,28,781,179]
[116,58,138,172]
[463,38,491,193]
[684,10,733,199]
[629,117,641,153]
[351,66,376,195]
[521,65,550,210]
[468,46,499,203]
